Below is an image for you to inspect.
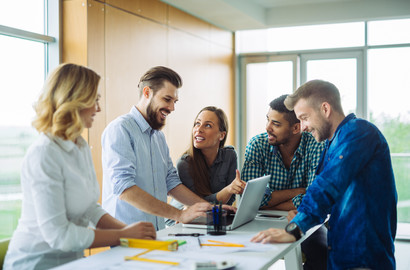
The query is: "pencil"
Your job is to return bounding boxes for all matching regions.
[198,237,202,248]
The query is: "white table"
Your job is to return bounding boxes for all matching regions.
[54,214,319,270]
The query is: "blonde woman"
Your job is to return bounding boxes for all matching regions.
[4,63,156,270]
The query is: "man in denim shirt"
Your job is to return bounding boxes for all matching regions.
[243,95,327,270]
[252,80,397,270]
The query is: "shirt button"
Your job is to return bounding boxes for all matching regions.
[339,155,343,159]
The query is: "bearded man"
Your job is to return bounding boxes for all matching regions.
[102,66,212,230]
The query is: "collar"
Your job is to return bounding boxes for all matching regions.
[213,148,225,165]
[328,113,356,144]
[130,106,153,134]
[49,134,87,153]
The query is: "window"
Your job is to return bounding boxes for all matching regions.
[245,59,295,142]
[236,22,365,53]
[368,47,410,223]
[0,0,59,239]
[237,18,410,226]
[368,18,410,46]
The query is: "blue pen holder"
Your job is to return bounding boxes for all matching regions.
[206,208,227,235]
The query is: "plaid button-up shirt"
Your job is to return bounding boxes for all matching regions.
[241,132,324,208]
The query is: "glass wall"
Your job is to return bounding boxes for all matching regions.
[237,18,410,224]
[0,0,57,239]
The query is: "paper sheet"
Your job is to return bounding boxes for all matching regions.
[161,234,278,253]
[54,234,280,270]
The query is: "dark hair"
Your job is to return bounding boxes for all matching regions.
[284,80,344,114]
[185,106,229,197]
[269,94,299,125]
[137,66,182,96]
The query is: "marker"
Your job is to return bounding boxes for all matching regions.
[168,233,204,237]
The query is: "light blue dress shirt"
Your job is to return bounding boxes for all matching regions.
[102,107,181,230]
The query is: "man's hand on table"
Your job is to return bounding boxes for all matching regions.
[251,228,296,244]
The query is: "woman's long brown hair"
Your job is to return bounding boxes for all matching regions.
[185,106,228,198]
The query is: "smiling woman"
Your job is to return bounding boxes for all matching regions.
[167,106,246,220]
[3,64,156,270]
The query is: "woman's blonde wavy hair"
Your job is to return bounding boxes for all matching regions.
[32,63,100,141]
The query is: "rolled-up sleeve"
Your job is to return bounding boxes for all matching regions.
[85,204,108,227]
[102,122,137,195]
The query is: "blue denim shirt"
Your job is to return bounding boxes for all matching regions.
[101,107,181,230]
[292,114,397,270]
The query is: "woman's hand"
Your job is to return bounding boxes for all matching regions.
[216,170,247,203]
[121,221,156,240]
[226,170,247,195]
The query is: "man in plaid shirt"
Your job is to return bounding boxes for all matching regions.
[242,95,324,210]
[242,94,327,270]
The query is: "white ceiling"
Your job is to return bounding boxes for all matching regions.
[160,0,410,31]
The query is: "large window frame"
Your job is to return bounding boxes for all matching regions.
[0,0,61,74]
[0,0,61,239]
[237,20,410,228]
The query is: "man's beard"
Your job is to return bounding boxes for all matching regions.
[146,101,166,130]
[314,117,332,142]
[268,131,291,146]
[269,136,288,147]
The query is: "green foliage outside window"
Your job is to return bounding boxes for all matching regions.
[371,113,410,223]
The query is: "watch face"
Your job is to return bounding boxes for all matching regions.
[286,222,297,231]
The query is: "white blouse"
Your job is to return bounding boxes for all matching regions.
[4,133,107,270]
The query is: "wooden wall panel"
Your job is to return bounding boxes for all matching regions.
[209,43,235,146]
[210,25,233,49]
[104,5,168,123]
[167,28,234,162]
[87,0,106,201]
[166,28,211,161]
[106,0,167,24]
[63,0,234,190]
[62,0,88,65]
[167,5,211,41]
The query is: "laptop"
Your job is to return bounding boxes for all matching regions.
[182,175,270,231]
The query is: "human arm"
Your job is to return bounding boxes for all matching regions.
[260,188,306,210]
[251,228,296,244]
[120,185,211,223]
[291,135,326,208]
[90,215,156,248]
[168,184,208,205]
[287,210,298,222]
[28,141,115,252]
[216,170,246,203]
[241,135,273,207]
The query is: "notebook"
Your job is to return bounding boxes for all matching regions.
[182,175,270,231]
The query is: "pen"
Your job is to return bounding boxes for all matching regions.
[218,201,222,231]
[168,233,204,237]
[199,240,245,247]
[212,204,218,232]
